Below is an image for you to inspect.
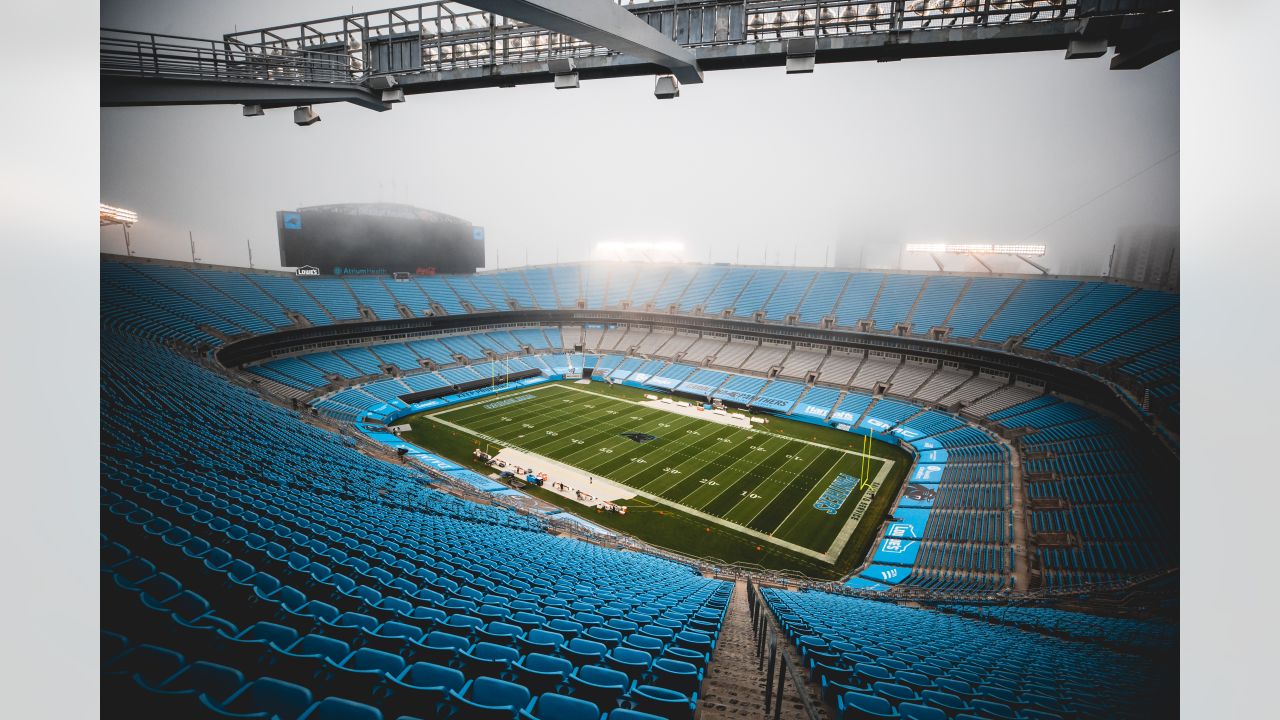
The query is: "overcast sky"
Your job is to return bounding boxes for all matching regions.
[100,0,1178,275]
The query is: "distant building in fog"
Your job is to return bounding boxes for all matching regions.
[1108,225,1179,290]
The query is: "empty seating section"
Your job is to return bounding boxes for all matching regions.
[674,268,725,313]
[512,328,552,350]
[946,278,1022,339]
[523,268,558,308]
[851,354,899,389]
[647,363,697,389]
[750,380,806,413]
[914,367,972,402]
[741,344,789,373]
[606,266,639,308]
[383,278,433,317]
[583,265,608,309]
[609,358,644,381]
[979,279,1077,343]
[965,386,1042,418]
[636,329,674,355]
[615,327,651,353]
[103,325,733,720]
[872,275,926,330]
[335,348,385,375]
[252,358,329,390]
[250,275,333,326]
[795,272,848,324]
[793,386,840,417]
[831,392,873,423]
[940,375,1004,405]
[627,359,669,384]
[779,349,825,379]
[730,268,783,318]
[702,268,753,315]
[652,267,698,310]
[763,270,815,320]
[1056,290,1177,358]
[551,266,580,307]
[711,340,756,369]
[862,398,920,426]
[817,351,861,386]
[886,361,935,397]
[193,269,292,328]
[904,411,965,437]
[994,397,1174,589]
[405,339,454,367]
[440,335,487,361]
[416,276,465,315]
[542,327,565,349]
[712,375,767,405]
[445,276,492,311]
[344,278,401,320]
[370,344,424,372]
[302,281,361,321]
[1023,283,1134,351]
[135,264,274,335]
[99,263,1178,409]
[832,273,882,328]
[676,369,729,397]
[679,337,724,364]
[303,352,364,379]
[627,267,666,308]
[492,270,535,309]
[907,277,967,335]
[937,605,1177,653]
[1093,306,1177,369]
[103,262,244,338]
[762,590,1170,719]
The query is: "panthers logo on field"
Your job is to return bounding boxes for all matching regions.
[902,483,936,502]
[620,432,657,443]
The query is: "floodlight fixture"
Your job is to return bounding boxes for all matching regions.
[654,75,679,99]
[293,106,321,126]
[99,203,138,225]
[101,203,138,256]
[905,243,1046,257]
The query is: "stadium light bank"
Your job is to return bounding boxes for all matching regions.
[906,243,1049,274]
[100,203,139,256]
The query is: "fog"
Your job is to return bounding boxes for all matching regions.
[100,0,1178,276]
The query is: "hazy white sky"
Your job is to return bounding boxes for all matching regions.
[100,1,1178,275]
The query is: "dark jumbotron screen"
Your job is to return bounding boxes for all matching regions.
[276,204,484,275]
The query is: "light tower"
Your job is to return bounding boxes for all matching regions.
[100,203,139,256]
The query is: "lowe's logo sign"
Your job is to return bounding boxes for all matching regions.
[295,265,319,277]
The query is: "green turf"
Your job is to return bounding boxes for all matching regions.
[401,380,911,574]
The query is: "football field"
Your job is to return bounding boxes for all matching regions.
[425,382,896,562]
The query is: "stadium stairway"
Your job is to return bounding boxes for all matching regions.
[697,582,827,720]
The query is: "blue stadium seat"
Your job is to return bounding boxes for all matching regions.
[520,692,603,720]
[898,702,948,720]
[628,685,694,720]
[648,658,701,698]
[297,696,384,720]
[201,676,314,720]
[605,646,652,681]
[568,665,630,709]
[448,676,533,720]
[514,653,574,695]
[380,661,467,718]
[838,691,899,720]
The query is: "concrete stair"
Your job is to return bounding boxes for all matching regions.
[698,581,827,720]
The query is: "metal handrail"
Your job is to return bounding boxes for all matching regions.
[102,29,361,85]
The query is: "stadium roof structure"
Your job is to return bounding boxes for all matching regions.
[101,0,1178,114]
